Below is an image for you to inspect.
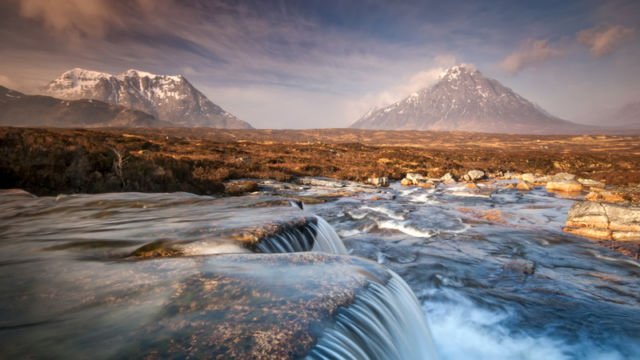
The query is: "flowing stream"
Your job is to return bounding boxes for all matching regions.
[0,179,639,359]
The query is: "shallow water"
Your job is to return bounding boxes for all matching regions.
[306,182,640,359]
[1,181,639,359]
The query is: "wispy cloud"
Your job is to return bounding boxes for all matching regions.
[577,24,635,57]
[19,0,123,39]
[499,39,562,74]
[345,55,459,123]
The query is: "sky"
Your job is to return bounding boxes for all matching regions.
[0,0,638,128]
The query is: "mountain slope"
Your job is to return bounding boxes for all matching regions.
[0,86,160,127]
[351,65,587,134]
[609,101,640,129]
[44,68,252,129]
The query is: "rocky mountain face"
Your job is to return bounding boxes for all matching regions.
[0,86,160,128]
[44,68,252,129]
[351,65,586,134]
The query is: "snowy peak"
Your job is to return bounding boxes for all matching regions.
[44,68,252,129]
[117,69,183,82]
[351,65,582,134]
[441,64,479,81]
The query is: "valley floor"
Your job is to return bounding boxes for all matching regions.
[1,127,639,196]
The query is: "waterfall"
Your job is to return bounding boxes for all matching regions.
[254,215,348,255]
[306,271,437,360]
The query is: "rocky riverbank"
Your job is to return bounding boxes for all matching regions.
[397,169,640,258]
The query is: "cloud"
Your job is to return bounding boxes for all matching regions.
[345,55,459,123]
[19,0,120,38]
[500,39,562,74]
[577,25,635,57]
[0,74,17,89]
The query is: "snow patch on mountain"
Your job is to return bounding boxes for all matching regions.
[44,68,252,129]
[351,65,584,134]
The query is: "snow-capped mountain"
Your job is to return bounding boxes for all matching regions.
[44,68,252,129]
[351,65,585,134]
[0,85,160,128]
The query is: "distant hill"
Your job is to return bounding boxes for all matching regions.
[351,65,591,134]
[609,101,640,129]
[44,68,253,129]
[0,85,161,127]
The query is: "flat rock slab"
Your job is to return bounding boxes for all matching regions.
[564,201,640,240]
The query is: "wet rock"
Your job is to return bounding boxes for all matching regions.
[367,176,389,187]
[564,201,640,241]
[502,171,519,180]
[406,173,426,183]
[551,172,576,182]
[418,182,434,189]
[585,190,627,204]
[546,180,583,193]
[401,178,413,186]
[402,173,433,187]
[462,169,485,182]
[521,173,537,183]
[297,177,346,188]
[578,178,605,189]
[441,173,457,184]
[516,181,532,191]
[225,180,259,195]
[504,259,536,275]
[119,253,427,359]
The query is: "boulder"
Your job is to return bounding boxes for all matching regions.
[406,173,425,183]
[564,201,640,241]
[585,190,626,204]
[521,173,537,183]
[441,173,457,184]
[400,178,413,186]
[516,181,532,191]
[552,172,576,182]
[367,176,389,187]
[577,178,605,188]
[224,180,259,195]
[546,180,583,193]
[463,170,485,182]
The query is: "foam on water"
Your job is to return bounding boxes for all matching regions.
[377,220,437,238]
[422,288,634,360]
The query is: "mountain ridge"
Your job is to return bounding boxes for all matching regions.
[0,85,163,128]
[351,65,589,134]
[44,68,253,129]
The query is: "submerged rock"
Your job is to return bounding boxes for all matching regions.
[118,254,435,359]
[504,259,536,275]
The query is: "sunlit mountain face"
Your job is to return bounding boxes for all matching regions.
[351,65,592,134]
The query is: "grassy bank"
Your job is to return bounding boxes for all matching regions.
[1,127,639,196]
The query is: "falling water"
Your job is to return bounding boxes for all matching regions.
[254,216,348,254]
[306,271,437,360]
